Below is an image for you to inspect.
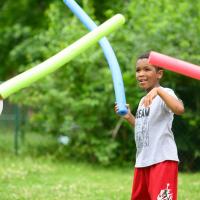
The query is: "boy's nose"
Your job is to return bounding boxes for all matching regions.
[138,71,145,77]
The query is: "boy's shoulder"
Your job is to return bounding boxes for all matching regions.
[160,86,173,91]
[161,86,174,92]
[160,86,177,98]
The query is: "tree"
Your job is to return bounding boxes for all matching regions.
[0,0,200,169]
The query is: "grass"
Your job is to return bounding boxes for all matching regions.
[0,155,200,200]
[0,155,132,200]
[179,173,200,200]
[0,133,199,199]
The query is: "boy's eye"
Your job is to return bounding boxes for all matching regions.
[136,66,152,72]
[144,67,151,71]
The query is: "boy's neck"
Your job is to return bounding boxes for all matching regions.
[145,83,161,93]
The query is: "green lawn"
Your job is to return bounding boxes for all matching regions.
[0,156,132,200]
[0,155,200,200]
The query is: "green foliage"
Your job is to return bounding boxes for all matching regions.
[0,0,52,78]
[0,0,200,169]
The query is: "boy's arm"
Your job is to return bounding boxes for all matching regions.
[143,87,185,115]
[123,111,135,126]
[157,87,184,115]
[115,104,135,126]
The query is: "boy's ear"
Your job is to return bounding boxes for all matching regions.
[157,69,163,80]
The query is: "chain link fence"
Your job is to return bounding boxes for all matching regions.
[0,100,22,154]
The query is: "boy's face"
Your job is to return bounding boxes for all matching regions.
[136,58,163,91]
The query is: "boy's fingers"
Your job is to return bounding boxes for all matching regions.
[143,97,149,107]
[143,97,147,106]
[114,104,119,112]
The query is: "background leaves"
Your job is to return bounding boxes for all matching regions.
[0,0,200,170]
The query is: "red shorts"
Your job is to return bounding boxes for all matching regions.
[131,160,178,200]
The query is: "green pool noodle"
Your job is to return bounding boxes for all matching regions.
[0,14,125,99]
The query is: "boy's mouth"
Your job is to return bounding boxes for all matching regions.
[138,79,148,84]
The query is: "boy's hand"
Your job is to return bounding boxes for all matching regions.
[142,87,158,107]
[114,103,135,126]
[114,103,132,120]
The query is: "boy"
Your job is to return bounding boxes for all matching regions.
[115,52,184,200]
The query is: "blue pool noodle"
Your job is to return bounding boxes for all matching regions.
[63,0,128,115]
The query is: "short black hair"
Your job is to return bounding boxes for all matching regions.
[137,52,150,60]
[137,52,163,71]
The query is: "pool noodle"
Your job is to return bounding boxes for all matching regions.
[0,14,125,99]
[63,0,127,115]
[149,51,200,80]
